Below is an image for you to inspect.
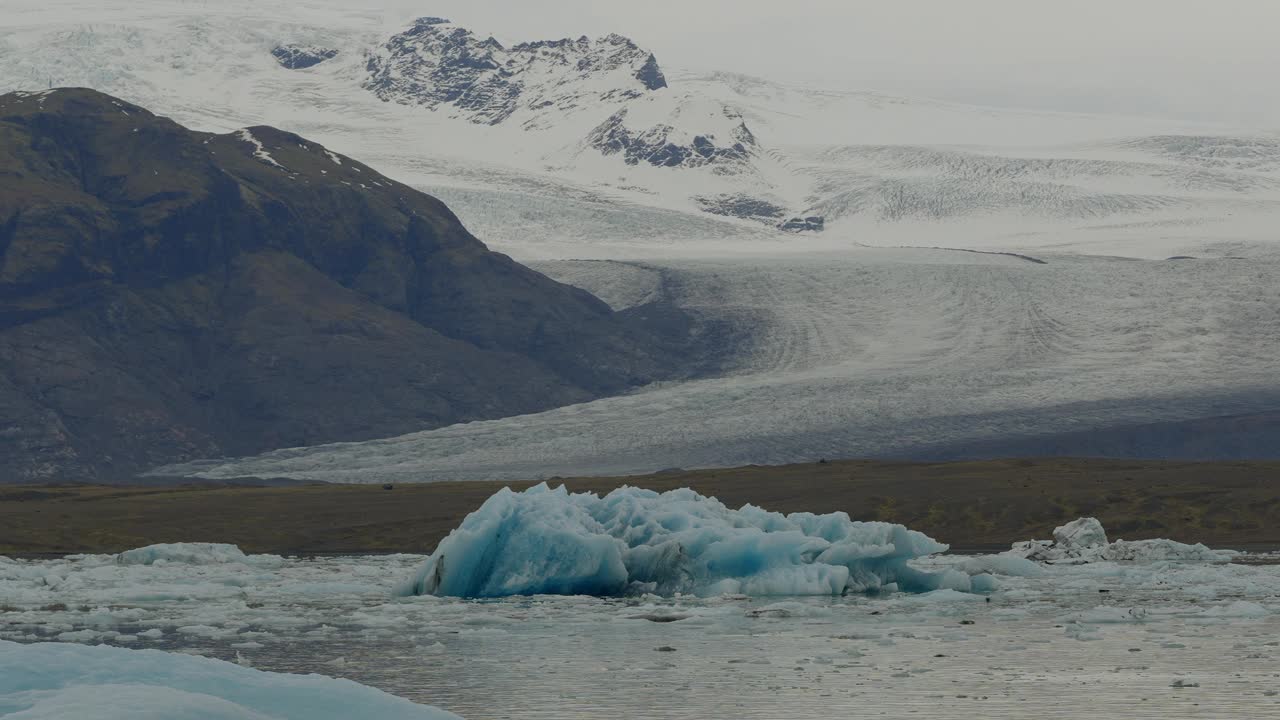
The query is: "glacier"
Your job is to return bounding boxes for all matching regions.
[397,484,992,598]
[0,640,461,720]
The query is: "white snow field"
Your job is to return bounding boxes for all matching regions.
[5,0,1280,479]
[0,640,461,719]
[2,518,1277,719]
[4,0,1280,262]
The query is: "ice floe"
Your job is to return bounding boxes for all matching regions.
[0,639,461,719]
[114,542,282,567]
[1006,517,1237,565]
[396,483,992,598]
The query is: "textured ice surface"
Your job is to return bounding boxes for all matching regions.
[1054,517,1110,549]
[396,484,991,598]
[162,250,1280,482]
[1008,518,1238,565]
[0,640,461,719]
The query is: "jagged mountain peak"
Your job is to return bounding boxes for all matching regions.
[363,19,667,125]
[585,98,758,171]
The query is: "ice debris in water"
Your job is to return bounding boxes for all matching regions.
[114,542,281,566]
[0,639,462,719]
[1007,517,1236,565]
[398,484,996,598]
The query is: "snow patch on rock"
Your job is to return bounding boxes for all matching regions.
[236,128,286,169]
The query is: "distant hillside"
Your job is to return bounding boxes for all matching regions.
[0,88,700,480]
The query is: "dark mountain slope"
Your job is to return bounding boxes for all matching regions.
[0,88,695,480]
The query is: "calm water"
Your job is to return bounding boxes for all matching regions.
[5,552,1278,719]
[177,594,1280,719]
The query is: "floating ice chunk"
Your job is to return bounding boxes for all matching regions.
[0,640,461,719]
[398,484,964,598]
[115,543,281,566]
[968,574,1001,592]
[1198,600,1270,619]
[1054,517,1108,549]
[1007,518,1236,565]
[897,588,989,604]
[1064,623,1102,641]
[1098,539,1235,564]
[957,555,1043,578]
[743,601,832,618]
[1071,606,1149,624]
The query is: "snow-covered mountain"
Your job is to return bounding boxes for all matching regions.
[364,17,667,125]
[6,0,1279,259]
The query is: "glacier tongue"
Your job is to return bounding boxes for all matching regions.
[398,484,985,599]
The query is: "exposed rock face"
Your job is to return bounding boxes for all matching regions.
[0,88,696,480]
[364,18,666,125]
[271,44,338,70]
[586,108,756,170]
[634,54,668,91]
[695,195,786,222]
[778,216,825,232]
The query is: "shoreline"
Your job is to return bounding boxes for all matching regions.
[3,457,1279,556]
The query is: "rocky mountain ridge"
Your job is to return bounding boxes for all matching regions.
[0,88,702,480]
[364,17,668,127]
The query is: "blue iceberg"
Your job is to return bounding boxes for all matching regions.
[398,484,985,598]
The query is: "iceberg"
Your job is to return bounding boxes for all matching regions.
[1008,517,1237,564]
[0,640,461,719]
[398,484,989,598]
[114,542,282,566]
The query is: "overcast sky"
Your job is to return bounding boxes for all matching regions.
[387,0,1279,126]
